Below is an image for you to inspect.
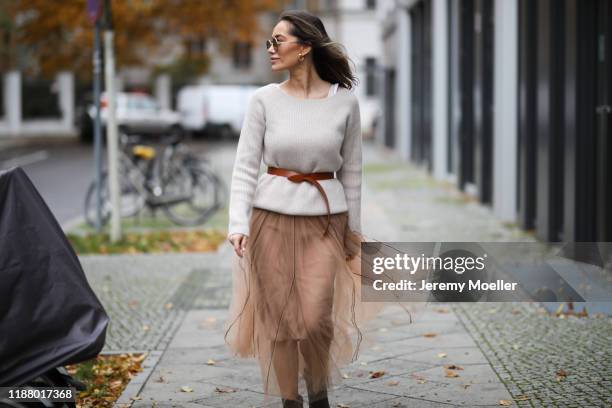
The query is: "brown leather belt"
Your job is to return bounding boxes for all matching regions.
[267,166,335,237]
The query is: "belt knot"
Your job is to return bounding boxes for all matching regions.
[267,166,335,237]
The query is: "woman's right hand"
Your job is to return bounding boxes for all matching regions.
[228,233,248,258]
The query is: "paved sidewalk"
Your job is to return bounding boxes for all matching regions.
[78,140,611,408]
[125,289,513,408]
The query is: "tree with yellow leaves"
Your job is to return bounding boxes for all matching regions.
[5,0,285,81]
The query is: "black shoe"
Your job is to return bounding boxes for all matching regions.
[282,394,304,408]
[304,369,330,408]
[307,390,330,408]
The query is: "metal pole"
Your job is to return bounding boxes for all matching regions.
[103,0,121,242]
[93,17,103,233]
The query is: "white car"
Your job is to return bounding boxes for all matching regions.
[80,92,183,142]
[177,84,259,138]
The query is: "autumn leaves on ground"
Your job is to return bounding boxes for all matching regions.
[66,353,146,408]
[67,230,227,255]
[64,226,226,407]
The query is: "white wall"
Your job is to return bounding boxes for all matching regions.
[432,0,449,181]
[0,71,77,138]
[493,0,518,221]
[205,12,280,85]
[396,5,411,161]
[337,9,382,133]
[154,74,172,110]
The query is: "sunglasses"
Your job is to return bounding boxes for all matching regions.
[266,37,301,51]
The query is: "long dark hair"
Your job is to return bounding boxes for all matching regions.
[278,10,359,90]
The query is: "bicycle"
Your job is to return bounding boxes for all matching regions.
[84,132,227,227]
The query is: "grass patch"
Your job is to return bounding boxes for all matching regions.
[70,214,196,235]
[433,195,474,205]
[363,162,406,174]
[67,229,226,254]
[369,177,434,190]
[65,353,145,408]
[69,207,230,236]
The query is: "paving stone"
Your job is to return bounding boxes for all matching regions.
[368,396,457,407]
[331,386,404,407]
[108,142,610,407]
[395,346,489,366]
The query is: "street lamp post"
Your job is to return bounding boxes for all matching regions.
[103,0,121,242]
[87,0,103,233]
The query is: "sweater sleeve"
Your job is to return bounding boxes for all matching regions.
[338,97,362,234]
[227,92,265,239]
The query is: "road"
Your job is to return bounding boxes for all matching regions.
[0,137,230,229]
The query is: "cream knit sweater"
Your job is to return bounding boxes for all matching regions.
[227,82,362,239]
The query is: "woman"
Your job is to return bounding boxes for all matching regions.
[224,10,386,408]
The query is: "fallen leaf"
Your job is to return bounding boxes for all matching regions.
[142,325,150,332]
[436,308,450,313]
[423,333,437,338]
[130,396,142,401]
[444,369,460,378]
[337,404,350,408]
[369,370,385,378]
[555,369,568,381]
[499,400,512,406]
[341,373,350,379]
[164,302,173,310]
[514,395,530,401]
[133,352,148,363]
[444,364,464,370]
[214,386,236,393]
[180,386,194,393]
[412,374,427,384]
[437,353,447,358]
[206,359,216,365]
[386,380,399,386]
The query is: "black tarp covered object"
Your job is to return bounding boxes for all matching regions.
[0,167,108,386]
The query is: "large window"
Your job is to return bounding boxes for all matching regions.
[184,36,207,57]
[365,57,377,96]
[21,78,61,119]
[233,41,252,69]
[0,77,4,118]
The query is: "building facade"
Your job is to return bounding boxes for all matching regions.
[379,0,611,242]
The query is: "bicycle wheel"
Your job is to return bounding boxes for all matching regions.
[162,165,222,226]
[84,171,145,227]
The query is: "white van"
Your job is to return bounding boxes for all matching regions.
[177,84,259,138]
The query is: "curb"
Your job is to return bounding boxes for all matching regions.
[113,350,163,408]
[61,215,86,232]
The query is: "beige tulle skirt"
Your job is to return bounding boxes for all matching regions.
[224,207,395,403]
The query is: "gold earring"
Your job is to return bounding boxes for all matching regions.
[298,53,304,62]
